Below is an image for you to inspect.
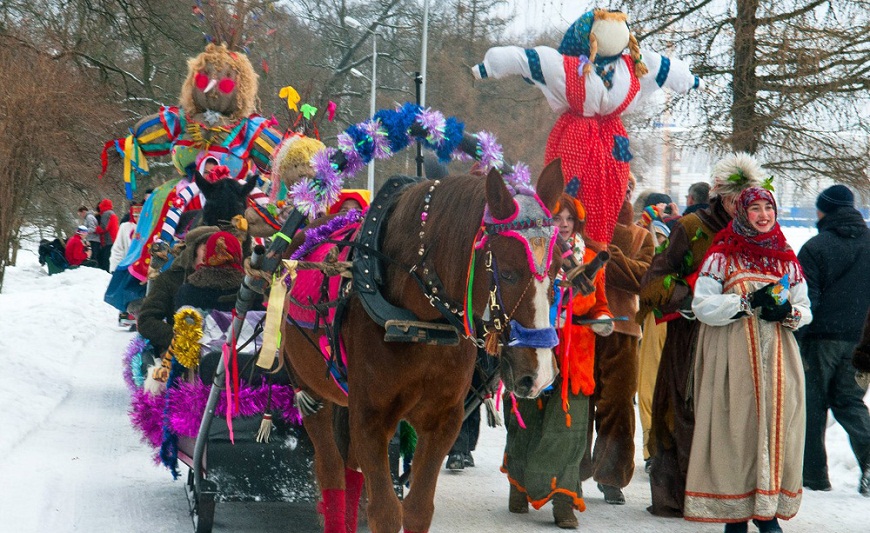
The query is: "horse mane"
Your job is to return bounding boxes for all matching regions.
[383,174,486,306]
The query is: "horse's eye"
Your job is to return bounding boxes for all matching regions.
[500,270,518,284]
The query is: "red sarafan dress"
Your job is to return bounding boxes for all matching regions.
[544,55,639,244]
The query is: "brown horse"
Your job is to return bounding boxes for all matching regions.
[280,161,564,533]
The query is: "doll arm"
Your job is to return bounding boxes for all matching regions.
[691,254,748,326]
[471,46,568,111]
[248,123,283,174]
[638,48,702,97]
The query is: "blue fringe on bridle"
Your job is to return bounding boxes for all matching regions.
[507,319,558,349]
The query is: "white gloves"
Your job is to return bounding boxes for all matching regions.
[591,315,614,336]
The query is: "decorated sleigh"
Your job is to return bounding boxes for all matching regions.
[123,306,317,533]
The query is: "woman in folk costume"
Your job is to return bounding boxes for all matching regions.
[637,152,762,518]
[472,9,702,243]
[502,193,613,529]
[686,187,811,533]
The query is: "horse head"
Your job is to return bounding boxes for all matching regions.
[194,171,257,227]
[482,160,564,398]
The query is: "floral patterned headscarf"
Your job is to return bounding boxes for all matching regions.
[703,187,802,279]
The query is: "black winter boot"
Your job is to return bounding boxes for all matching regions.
[724,522,748,533]
[860,464,870,497]
[445,452,464,471]
[752,518,783,533]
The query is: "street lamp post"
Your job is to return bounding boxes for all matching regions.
[345,16,378,195]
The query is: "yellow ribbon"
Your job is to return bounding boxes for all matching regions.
[278,85,301,112]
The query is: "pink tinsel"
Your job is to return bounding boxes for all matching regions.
[129,378,302,451]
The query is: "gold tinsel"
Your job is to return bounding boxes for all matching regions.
[170,308,204,369]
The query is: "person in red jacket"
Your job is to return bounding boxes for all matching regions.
[95,198,119,271]
[65,226,97,267]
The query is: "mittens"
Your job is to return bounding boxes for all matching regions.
[759,300,793,322]
[749,283,777,309]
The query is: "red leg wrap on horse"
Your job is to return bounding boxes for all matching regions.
[317,489,346,533]
[344,468,365,533]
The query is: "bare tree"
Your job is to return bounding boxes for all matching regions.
[617,0,870,190]
[0,36,121,289]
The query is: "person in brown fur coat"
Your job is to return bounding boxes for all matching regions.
[580,176,655,504]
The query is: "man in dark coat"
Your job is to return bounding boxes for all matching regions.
[682,182,710,216]
[797,184,870,497]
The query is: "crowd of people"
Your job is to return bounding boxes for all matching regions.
[43,152,869,532]
[436,153,869,532]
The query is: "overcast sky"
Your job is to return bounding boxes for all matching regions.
[502,0,592,36]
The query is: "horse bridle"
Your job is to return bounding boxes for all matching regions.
[410,182,559,355]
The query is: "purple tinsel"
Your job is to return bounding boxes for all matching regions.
[336,133,366,177]
[361,120,392,160]
[476,131,504,172]
[416,108,446,146]
[291,147,343,218]
[289,209,364,262]
[129,378,302,452]
[130,388,166,449]
[504,162,535,196]
[122,335,149,391]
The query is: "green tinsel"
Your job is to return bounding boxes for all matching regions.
[399,420,418,459]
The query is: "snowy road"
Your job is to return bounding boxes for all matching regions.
[1,232,867,533]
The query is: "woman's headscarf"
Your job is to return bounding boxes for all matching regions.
[702,187,802,280]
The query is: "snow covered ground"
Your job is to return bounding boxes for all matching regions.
[0,227,867,532]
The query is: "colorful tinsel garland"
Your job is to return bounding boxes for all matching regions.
[288,102,533,218]
[122,335,301,459]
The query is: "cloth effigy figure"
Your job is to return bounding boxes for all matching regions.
[472,9,702,243]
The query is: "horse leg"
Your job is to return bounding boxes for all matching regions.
[401,404,465,533]
[335,405,364,533]
[350,407,402,533]
[345,445,364,533]
[302,400,346,533]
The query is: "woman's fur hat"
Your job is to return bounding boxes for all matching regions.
[710,152,763,198]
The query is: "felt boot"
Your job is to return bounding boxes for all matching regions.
[318,489,346,533]
[551,493,578,529]
[345,469,365,533]
[508,484,529,513]
[597,483,626,505]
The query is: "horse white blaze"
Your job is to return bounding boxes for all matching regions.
[530,278,557,396]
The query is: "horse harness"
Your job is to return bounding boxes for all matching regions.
[285,175,560,393]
